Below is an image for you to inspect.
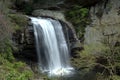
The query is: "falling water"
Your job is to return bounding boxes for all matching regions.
[30,17,73,76]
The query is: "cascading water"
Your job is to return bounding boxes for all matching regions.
[30,17,73,76]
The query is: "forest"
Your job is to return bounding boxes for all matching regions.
[0,0,120,80]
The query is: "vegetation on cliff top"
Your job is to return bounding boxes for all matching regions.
[65,5,90,40]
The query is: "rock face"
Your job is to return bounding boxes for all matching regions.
[32,9,65,21]
[84,0,120,45]
[32,9,78,42]
[12,17,38,62]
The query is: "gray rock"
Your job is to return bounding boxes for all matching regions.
[32,9,65,21]
[84,0,120,45]
[32,9,78,41]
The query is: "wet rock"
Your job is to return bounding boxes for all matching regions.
[32,9,65,21]
[32,9,78,41]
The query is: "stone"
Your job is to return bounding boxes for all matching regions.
[32,9,78,41]
[84,0,120,45]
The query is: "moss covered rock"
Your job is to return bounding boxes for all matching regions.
[9,14,29,27]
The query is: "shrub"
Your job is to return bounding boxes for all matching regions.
[71,31,120,80]
[65,5,90,39]
[8,14,28,27]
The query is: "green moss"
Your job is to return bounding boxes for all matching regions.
[65,5,91,39]
[8,14,28,30]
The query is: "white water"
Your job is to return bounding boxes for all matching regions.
[31,17,73,76]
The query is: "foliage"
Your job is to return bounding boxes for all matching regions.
[0,12,13,43]
[9,14,28,28]
[65,5,90,39]
[0,58,33,80]
[0,32,33,80]
[71,32,120,80]
[71,45,96,70]
[0,39,33,80]
[0,1,34,80]
[97,33,120,80]
[14,0,33,14]
[1,39,15,62]
[0,0,11,14]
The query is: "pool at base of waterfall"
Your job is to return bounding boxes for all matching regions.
[48,67,74,76]
[40,67,74,76]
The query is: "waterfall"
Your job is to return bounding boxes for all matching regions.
[30,17,73,76]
